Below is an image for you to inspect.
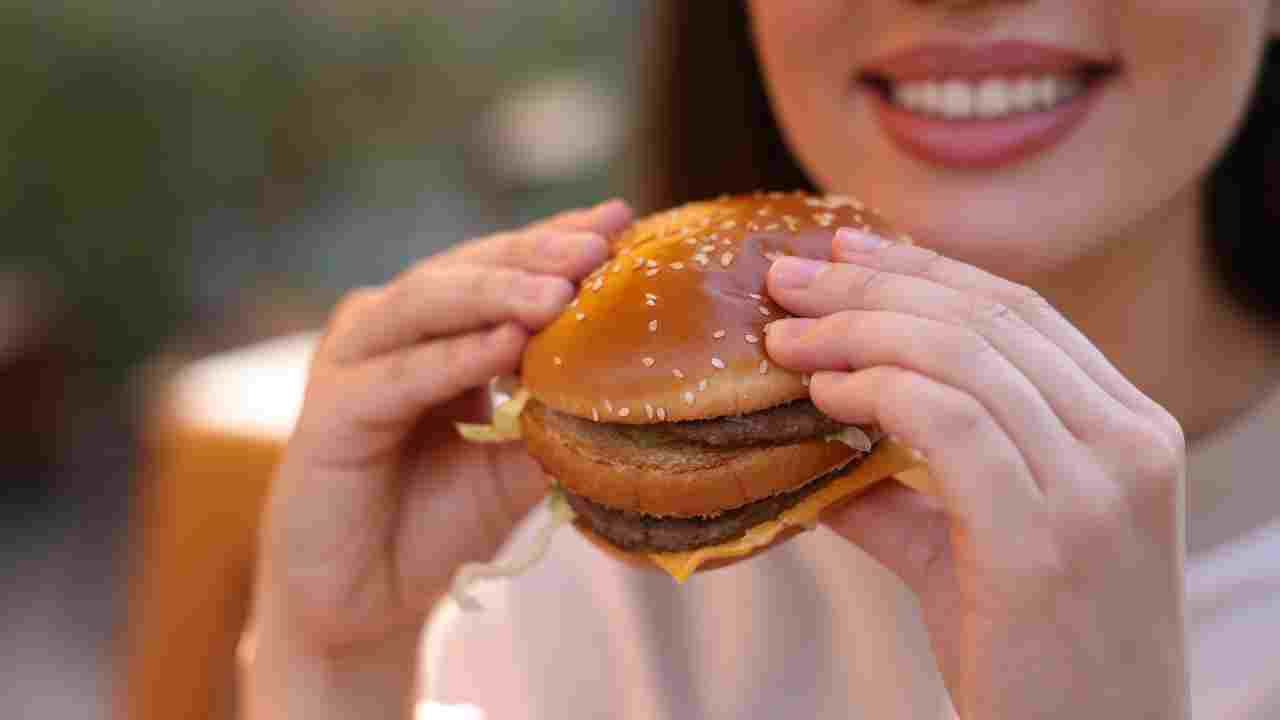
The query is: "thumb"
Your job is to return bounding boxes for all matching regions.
[821,477,952,593]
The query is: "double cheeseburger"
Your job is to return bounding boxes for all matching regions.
[464,192,924,585]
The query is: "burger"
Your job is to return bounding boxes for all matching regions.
[458,192,923,587]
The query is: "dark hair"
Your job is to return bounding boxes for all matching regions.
[635,2,1280,322]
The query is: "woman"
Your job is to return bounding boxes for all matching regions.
[243,2,1280,718]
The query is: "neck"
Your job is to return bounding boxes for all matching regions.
[1023,184,1280,445]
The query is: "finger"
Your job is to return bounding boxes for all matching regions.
[532,197,634,235]
[767,310,1080,490]
[828,227,1164,422]
[329,264,571,363]
[768,252,1131,442]
[302,324,527,452]
[395,442,550,607]
[807,365,1046,542]
[437,198,632,276]
[436,227,609,279]
[822,478,951,593]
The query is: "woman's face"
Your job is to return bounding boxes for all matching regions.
[748,1,1275,278]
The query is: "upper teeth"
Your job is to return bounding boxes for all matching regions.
[892,76,1083,119]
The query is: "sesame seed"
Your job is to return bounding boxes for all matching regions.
[698,379,708,392]
[645,292,658,301]
[801,374,810,387]
[657,407,667,420]
[712,329,726,339]
[669,262,685,270]
[758,305,771,316]
[554,356,563,366]
[720,238,733,246]
[683,391,695,405]
[633,258,645,269]
[764,223,781,231]
[757,206,773,216]
[684,238,698,245]
[721,220,737,230]
[649,319,659,332]
[592,277,604,291]
[645,404,654,419]
[576,312,586,321]
[646,297,656,306]
[672,368,685,379]
[694,254,710,266]
[711,357,726,369]
[814,212,835,227]
[745,334,759,344]
[746,221,760,231]
[642,357,655,367]
[604,398,613,413]
[720,252,734,267]
[617,407,631,418]
[645,268,660,277]
[700,244,715,253]
[646,259,659,268]
[748,293,762,300]
[592,408,600,422]
[759,360,770,374]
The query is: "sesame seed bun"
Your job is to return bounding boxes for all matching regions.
[522,191,900,423]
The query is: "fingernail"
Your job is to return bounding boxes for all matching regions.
[771,256,829,289]
[590,198,633,226]
[764,317,817,341]
[834,227,891,254]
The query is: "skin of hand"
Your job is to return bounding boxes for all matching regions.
[243,199,633,719]
[765,227,1188,720]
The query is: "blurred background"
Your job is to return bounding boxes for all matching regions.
[1,2,648,717]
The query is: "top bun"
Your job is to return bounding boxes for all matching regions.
[522,192,899,423]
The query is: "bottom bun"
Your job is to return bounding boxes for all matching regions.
[571,438,926,582]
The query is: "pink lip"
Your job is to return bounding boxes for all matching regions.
[860,41,1117,170]
[863,40,1113,81]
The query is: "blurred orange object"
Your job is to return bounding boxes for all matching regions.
[119,334,316,720]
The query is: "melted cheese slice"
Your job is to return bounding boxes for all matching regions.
[648,440,929,582]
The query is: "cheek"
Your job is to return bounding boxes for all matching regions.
[748,0,872,177]
[1125,3,1265,129]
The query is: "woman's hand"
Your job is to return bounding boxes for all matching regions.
[765,228,1187,720]
[245,200,632,719]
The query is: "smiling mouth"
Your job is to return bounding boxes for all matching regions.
[860,63,1117,121]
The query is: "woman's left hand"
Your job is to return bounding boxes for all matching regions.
[764,227,1188,720]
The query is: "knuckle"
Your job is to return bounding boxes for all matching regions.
[856,266,892,298]
[330,286,379,324]
[894,370,986,439]
[909,247,946,278]
[968,296,1020,331]
[942,326,1000,372]
[1109,413,1184,486]
[1002,283,1056,319]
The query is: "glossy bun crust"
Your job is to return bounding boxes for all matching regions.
[521,192,900,424]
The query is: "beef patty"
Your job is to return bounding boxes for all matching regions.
[574,398,844,450]
[532,398,864,552]
[564,456,865,552]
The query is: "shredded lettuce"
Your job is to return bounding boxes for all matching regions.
[825,425,881,453]
[449,484,577,611]
[455,388,530,443]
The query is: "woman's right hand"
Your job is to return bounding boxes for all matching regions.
[244,199,632,719]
